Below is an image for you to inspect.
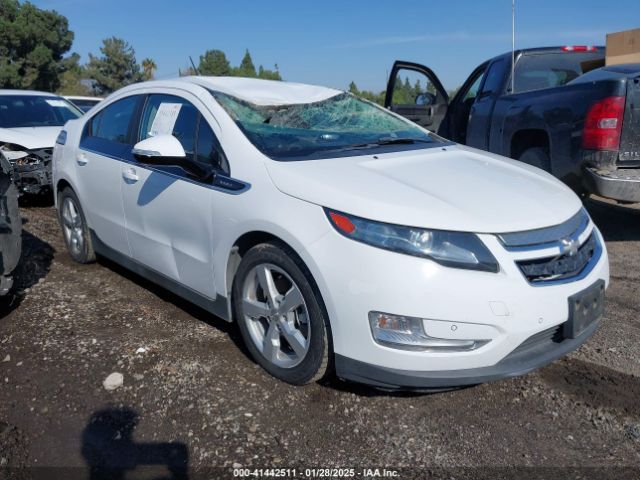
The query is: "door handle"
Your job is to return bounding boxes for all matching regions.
[76,153,88,166]
[122,167,139,183]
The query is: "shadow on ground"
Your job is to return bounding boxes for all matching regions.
[82,407,189,480]
[0,228,54,318]
[585,197,640,242]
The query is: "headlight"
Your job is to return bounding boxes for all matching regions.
[325,209,499,273]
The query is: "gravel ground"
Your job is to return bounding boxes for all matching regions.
[0,197,639,479]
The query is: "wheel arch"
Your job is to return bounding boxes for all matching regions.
[54,177,76,208]
[510,128,550,160]
[222,229,333,332]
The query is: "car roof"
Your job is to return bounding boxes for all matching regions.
[115,76,344,106]
[0,89,63,97]
[64,95,103,101]
[490,46,606,62]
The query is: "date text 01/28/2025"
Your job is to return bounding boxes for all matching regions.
[232,467,400,478]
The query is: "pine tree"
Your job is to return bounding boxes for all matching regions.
[237,49,257,78]
[198,50,232,76]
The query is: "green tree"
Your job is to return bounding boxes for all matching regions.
[0,0,75,91]
[346,81,385,105]
[235,49,257,78]
[413,79,422,96]
[86,37,143,94]
[257,64,282,81]
[198,49,231,76]
[141,58,157,81]
[57,53,90,95]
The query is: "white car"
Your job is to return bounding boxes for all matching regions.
[1,90,82,194]
[52,77,609,389]
[64,96,103,113]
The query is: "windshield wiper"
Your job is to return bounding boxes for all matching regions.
[327,137,432,153]
[374,137,433,145]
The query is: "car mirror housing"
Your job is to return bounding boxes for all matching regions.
[132,135,213,181]
[132,134,187,160]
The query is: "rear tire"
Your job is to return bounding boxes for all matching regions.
[518,147,551,172]
[58,187,95,264]
[232,241,331,385]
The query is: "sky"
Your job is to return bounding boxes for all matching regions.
[31,0,640,92]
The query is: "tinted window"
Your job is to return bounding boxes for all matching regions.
[90,96,138,143]
[463,71,485,101]
[139,95,199,157]
[514,52,603,93]
[70,98,101,112]
[0,95,81,128]
[480,60,505,95]
[196,120,228,172]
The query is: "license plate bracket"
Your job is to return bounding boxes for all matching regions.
[564,280,605,339]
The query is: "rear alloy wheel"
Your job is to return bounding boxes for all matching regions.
[58,188,95,264]
[233,242,330,385]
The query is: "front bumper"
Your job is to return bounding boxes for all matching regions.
[584,167,640,203]
[336,317,599,390]
[306,215,609,387]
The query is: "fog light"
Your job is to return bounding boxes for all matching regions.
[368,312,489,352]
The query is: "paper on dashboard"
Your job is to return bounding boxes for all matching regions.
[149,103,182,137]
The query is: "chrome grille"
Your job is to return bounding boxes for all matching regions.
[516,233,599,284]
[498,208,589,250]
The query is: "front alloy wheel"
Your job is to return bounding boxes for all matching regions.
[242,263,310,368]
[233,242,331,385]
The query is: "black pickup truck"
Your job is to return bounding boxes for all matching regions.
[385,47,640,202]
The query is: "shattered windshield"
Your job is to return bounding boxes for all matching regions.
[210,91,441,160]
[0,95,82,128]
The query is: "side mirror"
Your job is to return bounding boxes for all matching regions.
[415,92,436,106]
[132,135,213,181]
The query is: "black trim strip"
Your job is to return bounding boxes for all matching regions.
[90,230,231,321]
[79,147,251,195]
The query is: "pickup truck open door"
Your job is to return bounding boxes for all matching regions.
[385,59,497,147]
[384,61,449,133]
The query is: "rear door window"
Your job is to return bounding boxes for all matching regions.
[89,96,139,144]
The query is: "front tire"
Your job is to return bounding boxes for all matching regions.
[58,187,95,264]
[232,241,331,385]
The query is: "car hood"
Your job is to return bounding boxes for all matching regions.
[265,145,583,233]
[0,126,61,150]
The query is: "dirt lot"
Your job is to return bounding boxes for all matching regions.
[0,198,639,479]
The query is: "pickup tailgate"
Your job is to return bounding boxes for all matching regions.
[619,75,640,164]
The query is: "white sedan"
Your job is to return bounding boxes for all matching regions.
[52,77,609,389]
[0,90,82,194]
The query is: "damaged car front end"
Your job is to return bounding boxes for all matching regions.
[1,143,53,195]
[0,91,82,196]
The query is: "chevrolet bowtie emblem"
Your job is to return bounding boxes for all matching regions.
[560,237,580,257]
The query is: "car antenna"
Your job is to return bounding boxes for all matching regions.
[511,0,515,93]
[189,56,200,76]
